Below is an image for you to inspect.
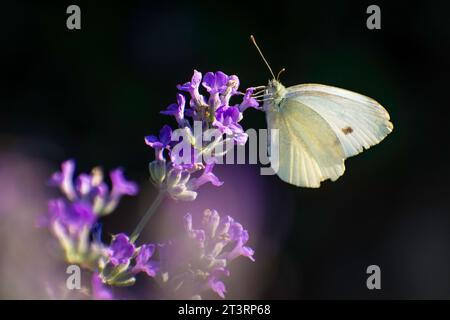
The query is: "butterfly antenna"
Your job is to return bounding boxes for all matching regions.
[277,68,286,81]
[250,35,276,80]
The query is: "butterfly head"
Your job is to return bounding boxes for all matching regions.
[265,79,287,110]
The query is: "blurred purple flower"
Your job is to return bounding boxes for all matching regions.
[108,233,135,266]
[50,159,77,200]
[48,160,138,217]
[110,169,138,201]
[48,199,96,234]
[45,160,138,271]
[158,209,254,299]
[132,244,159,277]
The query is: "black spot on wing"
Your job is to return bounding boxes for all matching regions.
[341,126,353,135]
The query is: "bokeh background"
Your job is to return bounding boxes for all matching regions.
[1,0,450,299]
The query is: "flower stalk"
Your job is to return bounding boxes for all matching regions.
[130,190,166,243]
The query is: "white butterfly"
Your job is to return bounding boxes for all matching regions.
[251,36,393,188]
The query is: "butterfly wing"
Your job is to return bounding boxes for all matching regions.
[266,83,393,188]
[266,98,346,187]
[286,83,393,158]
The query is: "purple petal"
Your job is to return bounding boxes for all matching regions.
[239,87,260,112]
[144,135,163,149]
[76,173,92,196]
[49,199,96,233]
[227,224,255,262]
[202,71,230,95]
[94,182,109,198]
[110,169,138,198]
[209,278,226,299]
[203,209,220,238]
[159,125,173,146]
[132,244,159,277]
[192,229,206,244]
[229,222,244,241]
[188,163,223,190]
[202,72,215,92]
[177,70,202,92]
[48,198,66,222]
[184,213,193,232]
[176,93,186,112]
[109,233,135,266]
[160,103,179,116]
[50,160,77,200]
[228,75,240,93]
[71,201,96,228]
[207,268,230,299]
[227,106,241,122]
[215,71,228,90]
[241,246,255,262]
[191,70,202,87]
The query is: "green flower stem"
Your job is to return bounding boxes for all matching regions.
[130,190,166,243]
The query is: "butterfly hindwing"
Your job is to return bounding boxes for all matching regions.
[266,98,346,187]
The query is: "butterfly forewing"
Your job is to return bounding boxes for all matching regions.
[286,84,393,158]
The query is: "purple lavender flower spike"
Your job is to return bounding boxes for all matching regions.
[145,125,173,161]
[91,272,113,300]
[50,159,77,200]
[108,233,135,266]
[146,70,264,202]
[47,159,139,273]
[239,87,260,112]
[132,244,159,277]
